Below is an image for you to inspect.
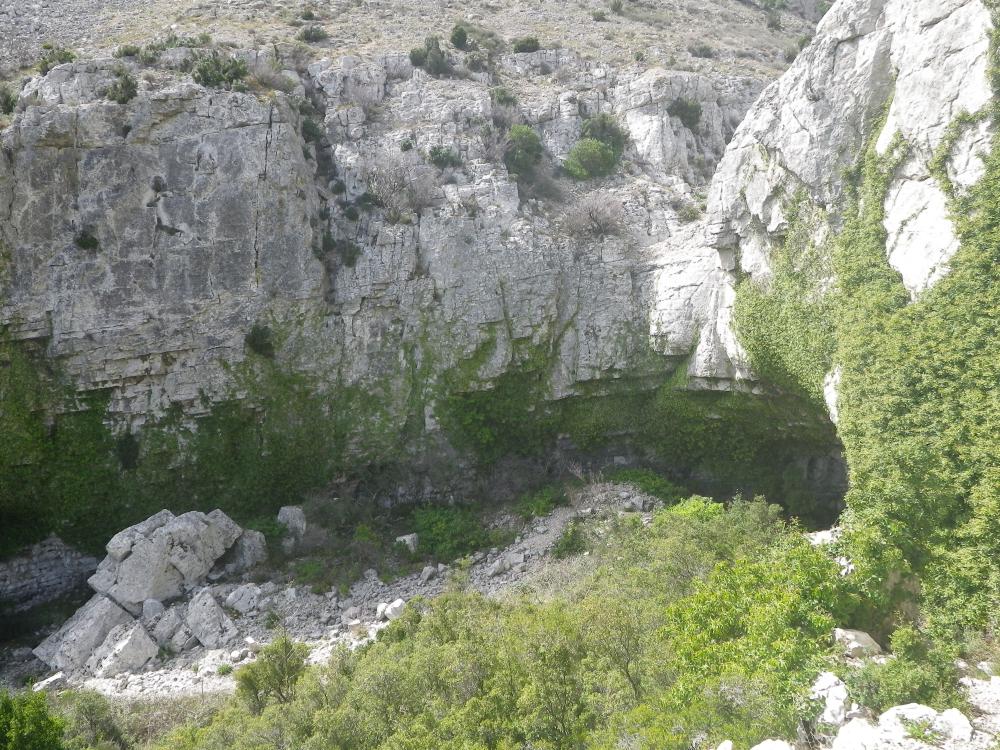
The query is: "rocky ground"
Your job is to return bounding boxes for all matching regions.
[3,482,652,699]
[0,0,817,78]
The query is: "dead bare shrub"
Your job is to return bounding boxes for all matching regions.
[365,153,438,223]
[563,192,625,237]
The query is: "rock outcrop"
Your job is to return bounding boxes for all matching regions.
[33,509,263,676]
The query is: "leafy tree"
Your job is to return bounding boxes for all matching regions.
[563,138,617,179]
[236,633,309,713]
[0,691,65,750]
[504,124,543,178]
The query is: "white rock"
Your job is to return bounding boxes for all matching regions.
[716,742,733,750]
[142,599,165,619]
[277,506,307,538]
[86,621,158,677]
[225,583,260,614]
[749,741,794,750]
[395,533,419,553]
[348,619,367,637]
[185,589,238,648]
[33,594,133,673]
[935,708,974,742]
[420,565,437,584]
[834,628,882,659]
[31,672,66,692]
[811,671,850,727]
[384,599,405,620]
[831,718,881,750]
[376,602,388,620]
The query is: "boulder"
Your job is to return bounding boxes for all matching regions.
[831,718,880,750]
[811,671,850,726]
[834,628,882,659]
[395,534,418,554]
[185,589,238,648]
[419,565,437,584]
[348,619,367,637]
[749,742,793,750]
[31,672,66,693]
[277,506,307,552]
[89,510,244,613]
[376,602,388,621]
[152,606,184,646]
[142,599,165,620]
[385,599,405,620]
[33,594,133,673]
[225,583,261,615]
[85,621,158,677]
[716,742,733,750]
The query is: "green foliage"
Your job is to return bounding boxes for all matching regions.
[154,500,846,750]
[74,230,99,251]
[512,36,541,53]
[301,117,323,142]
[732,194,836,407]
[845,626,963,713]
[551,520,587,558]
[667,97,702,130]
[0,86,15,115]
[610,0,624,12]
[410,37,450,76]
[592,9,608,21]
[0,690,64,750]
[450,24,468,50]
[564,138,617,179]
[515,485,567,520]
[192,53,248,90]
[504,124,544,179]
[490,86,517,107]
[56,690,130,750]
[244,323,275,359]
[428,145,462,169]
[297,25,329,43]
[580,113,628,159]
[113,44,141,58]
[607,468,685,503]
[217,663,234,676]
[106,67,137,104]
[410,506,498,560]
[38,46,76,75]
[235,633,309,713]
[688,43,716,58]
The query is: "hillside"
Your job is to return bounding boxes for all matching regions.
[2,0,999,748]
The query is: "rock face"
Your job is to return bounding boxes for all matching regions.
[33,594,133,673]
[0,47,763,473]
[0,536,98,612]
[690,0,995,399]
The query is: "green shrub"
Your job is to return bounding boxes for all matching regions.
[301,117,323,142]
[688,43,716,58]
[766,9,782,30]
[410,37,450,76]
[490,86,517,107]
[667,97,702,130]
[610,0,624,12]
[217,663,234,676]
[411,506,494,560]
[38,46,76,75]
[504,124,544,179]
[513,36,541,53]
[0,86,16,115]
[244,323,276,359]
[409,47,427,67]
[428,145,462,169]
[516,486,567,520]
[297,25,329,43]
[845,626,963,713]
[74,230,99,251]
[192,53,248,89]
[113,44,141,58]
[580,113,628,159]
[236,634,309,713]
[450,24,469,50]
[592,9,608,21]
[552,520,587,558]
[106,67,138,104]
[0,690,65,750]
[56,689,130,750]
[564,138,617,179]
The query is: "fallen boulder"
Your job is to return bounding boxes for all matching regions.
[86,621,158,677]
[186,589,238,648]
[89,509,243,613]
[33,594,133,673]
[833,628,882,659]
